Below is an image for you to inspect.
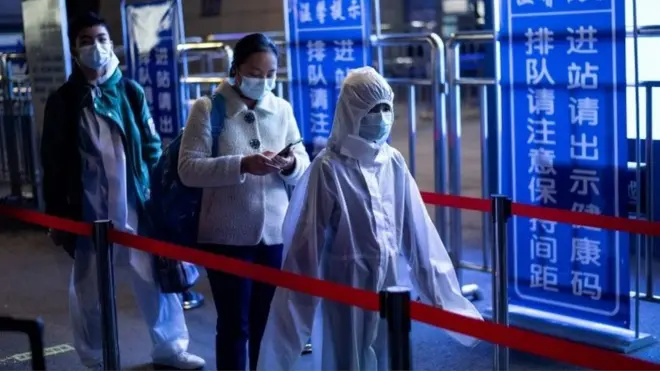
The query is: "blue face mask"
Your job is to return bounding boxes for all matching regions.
[78,42,112,71]
[238,75,276,100]
[358,111,394,143]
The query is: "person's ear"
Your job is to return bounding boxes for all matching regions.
[229,65,239,85]
[70,43,79,58]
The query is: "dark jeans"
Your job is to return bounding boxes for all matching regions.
[201,242,283,371]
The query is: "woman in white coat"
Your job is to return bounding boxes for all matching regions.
[257,67,483,371]
[177,33,310,370]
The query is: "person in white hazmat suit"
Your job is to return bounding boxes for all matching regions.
[40,13,204,370]
[257,67,484,371]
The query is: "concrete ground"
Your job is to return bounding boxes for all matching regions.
[1,100,659,370]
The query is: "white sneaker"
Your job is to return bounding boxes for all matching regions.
[153,351,206,370]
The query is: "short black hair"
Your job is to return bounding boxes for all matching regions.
[229,33,279,77]
[68,12,111,47]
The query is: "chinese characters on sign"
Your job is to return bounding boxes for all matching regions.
[21,0,72,138]
[287,0,371,155]
[125,0,182,145]
[501,0,629,327]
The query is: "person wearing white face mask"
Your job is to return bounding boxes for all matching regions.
[177,33,310,370]
[257,67,484,371]
[40,12,205,370]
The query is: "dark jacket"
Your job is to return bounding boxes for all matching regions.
[40,64,161,253]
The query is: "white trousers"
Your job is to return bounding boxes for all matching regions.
[68,240,190,367]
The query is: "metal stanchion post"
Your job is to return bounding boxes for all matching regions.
[0,316,46,370]
[93,220,121,370]
[491,195,511,371]
[379,286,412,371]
[28,318,46,371]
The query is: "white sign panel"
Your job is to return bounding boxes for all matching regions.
[21,0,72,139]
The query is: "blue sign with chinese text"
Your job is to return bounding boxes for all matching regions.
[122,0,183,145]
[499,0,629,327]
[285,0,372,155]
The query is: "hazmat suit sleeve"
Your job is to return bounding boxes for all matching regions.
[257,158,336,371]
[397,155,483,346]
[177,97,246,188]
[278,102,310,185]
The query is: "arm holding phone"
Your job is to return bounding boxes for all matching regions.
[240,104,310,180]
[276,104,310,184]
[266,138,302,174]
[239,148,296,176]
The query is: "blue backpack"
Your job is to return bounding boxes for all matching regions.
[147,94,225,293]
[147,94,226,246]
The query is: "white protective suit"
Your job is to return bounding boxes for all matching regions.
[257,67,483,371]
[70,53,189,367]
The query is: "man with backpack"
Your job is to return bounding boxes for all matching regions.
[40,12,204,370]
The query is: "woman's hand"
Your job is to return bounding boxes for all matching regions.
[267,149,296,175]
[240,153,281,176]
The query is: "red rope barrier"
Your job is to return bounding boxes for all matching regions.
[0,206,91,236]
[421,192,491,212]
[2,192,660,370]
[109,230,659,371]
[109,230,381,313]
[421,192,660,237]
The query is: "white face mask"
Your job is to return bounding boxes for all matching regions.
[78,42,112,71]
[358,111,394,144]
[238,75,276,100]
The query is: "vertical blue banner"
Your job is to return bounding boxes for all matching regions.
[499,0,629,327]
[285,0,372,155]
[122,0,183,145]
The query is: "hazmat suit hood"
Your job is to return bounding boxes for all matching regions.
[328,66,394,156]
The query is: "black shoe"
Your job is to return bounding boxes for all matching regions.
[302,342,312,355]
[180,290,205,310]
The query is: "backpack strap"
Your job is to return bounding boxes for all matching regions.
[121,77,150,144]
[209,93,226,157]
[122,77,142,122]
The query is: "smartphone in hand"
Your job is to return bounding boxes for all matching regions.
[277,138,303,157]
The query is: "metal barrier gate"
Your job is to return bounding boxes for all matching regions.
[0,53,37,205]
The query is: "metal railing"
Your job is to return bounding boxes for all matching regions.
[0,52,37,203]
[446,31,496,282]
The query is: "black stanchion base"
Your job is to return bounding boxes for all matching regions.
[180,291,205,310]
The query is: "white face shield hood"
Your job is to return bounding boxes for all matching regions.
[328,67,395,158]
